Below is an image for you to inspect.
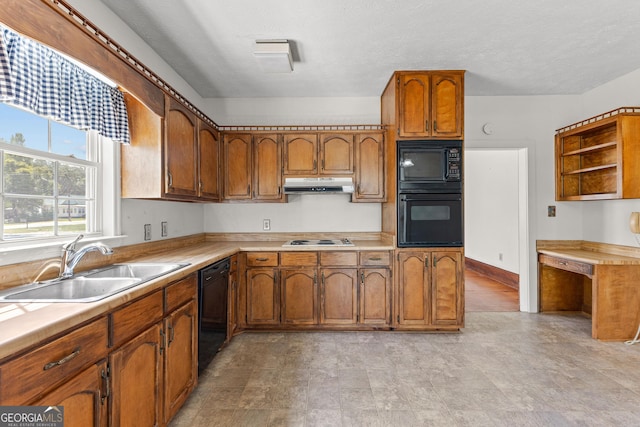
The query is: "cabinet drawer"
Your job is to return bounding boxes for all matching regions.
[246,252,278,267]
[360,251,391,266]
[320,251,357,266]
[0,317,108,405]
[165,274,197,313]
[111,290,164,348]
[539,254,593,276]
[280,252,318,266]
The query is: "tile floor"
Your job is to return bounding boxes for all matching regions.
[170,312,640,426]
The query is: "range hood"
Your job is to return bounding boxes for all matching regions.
[283,177,354,194]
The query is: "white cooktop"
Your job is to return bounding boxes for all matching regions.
[282,239,354,247]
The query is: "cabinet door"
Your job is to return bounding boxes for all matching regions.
[397,252,430,325]
[246,268,279,325]
[432,251,464,325]
[353,132,385,202]
[33,361,108,427]
[254,134,283,200]
[198,120,220,200]
[359,268,391,326]
[283,133,318,175]
[398,74,430,138]
[164,300,198,425]
[281,268,318,325]
[320,133,353,175]
[165,96,198,197]
[223,133,252,199]
[109,323,162,427]
[320,268,357,325]
[431,73,464,138]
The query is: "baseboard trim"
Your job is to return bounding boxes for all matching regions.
[465,257,519,290]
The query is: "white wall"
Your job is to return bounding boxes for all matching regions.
[464,150,520,273]
[578,68,640,247]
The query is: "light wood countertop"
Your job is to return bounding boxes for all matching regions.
[0,238,393,361]
[537,240,640,265]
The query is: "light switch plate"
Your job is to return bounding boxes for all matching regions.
[161,221,168,237]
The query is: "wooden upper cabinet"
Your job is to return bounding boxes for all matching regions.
[353,132,385,202]
[320,134,354,175]
[223,133,252,200]
[398,74,430,137]
[283,133,318,175]
[555,108,640,201]
[431,73,464,138]
[198,120,221,201]
[254,134,284,201]
[165,96,198,197]
[388,70,464,140]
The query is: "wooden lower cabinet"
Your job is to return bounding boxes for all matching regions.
[320,268,358,325]
[281,268,318,325]
[359,268,392,325]
[34,361,108,427]
[396,249,464,330]
[163,300,198,424]
[109,323,163,427]
[246,268,280,325]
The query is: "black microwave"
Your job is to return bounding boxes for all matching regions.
[397,141,462,192]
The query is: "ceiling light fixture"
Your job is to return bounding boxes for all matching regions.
[253,40,293,73]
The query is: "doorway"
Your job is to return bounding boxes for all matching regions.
[464,148,529,312]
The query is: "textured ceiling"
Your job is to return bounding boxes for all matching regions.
[98,0,640,98]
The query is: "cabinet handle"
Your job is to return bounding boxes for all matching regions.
[167,172,173,188]
[369,257,382,261]
[168,323,175,346]
[43,348,81,370]
[558,261,568,265]
[247,184,250,195]
[314,271,317,284]
[159,329,165,354]
[433,257,437,267]
[433,121,437,131]
[321,271,325,285]
[360,272,364,284]
[255,257,268,262]
[322,159,325,170]
[199,180,203,192]
[425,120,429,131]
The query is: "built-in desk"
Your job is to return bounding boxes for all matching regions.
[537,240,640,341]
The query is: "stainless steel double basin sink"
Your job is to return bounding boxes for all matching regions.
[0,262,189,303]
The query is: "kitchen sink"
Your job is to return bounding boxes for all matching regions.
[0,262,189,303]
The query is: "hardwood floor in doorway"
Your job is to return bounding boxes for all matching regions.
[465,270,519,312]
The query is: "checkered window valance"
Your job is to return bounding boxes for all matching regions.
[0,26,130,144]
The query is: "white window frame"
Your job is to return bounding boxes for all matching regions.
[0,126,123,266]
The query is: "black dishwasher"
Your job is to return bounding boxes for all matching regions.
[198,257,229,374]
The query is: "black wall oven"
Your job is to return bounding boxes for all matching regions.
[398,193,463,247]
[397,140,463,247]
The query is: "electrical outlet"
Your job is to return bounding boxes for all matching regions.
[144,223,151,241]
[263,219,271,231]
[161,221,168,237]
[548,205,556,217]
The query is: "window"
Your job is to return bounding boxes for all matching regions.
[0,102,107,242]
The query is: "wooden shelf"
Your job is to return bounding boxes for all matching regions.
[561,142,617,157]
[562,163,616,175]
[555,108,640,201]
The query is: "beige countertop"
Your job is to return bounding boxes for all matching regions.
[537,240,640,265]
[0,239,393,361]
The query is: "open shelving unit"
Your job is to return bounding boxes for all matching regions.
[555,107,640,201]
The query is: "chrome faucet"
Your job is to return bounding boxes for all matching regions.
[60,234,113,279]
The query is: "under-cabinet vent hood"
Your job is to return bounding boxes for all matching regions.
[283,177,354,194]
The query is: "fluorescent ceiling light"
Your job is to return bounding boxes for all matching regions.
[254,40,293,73]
